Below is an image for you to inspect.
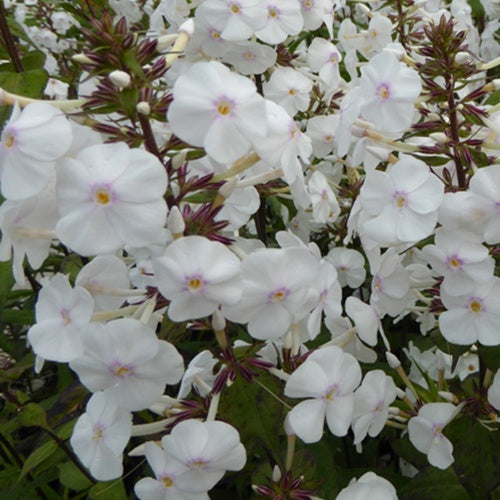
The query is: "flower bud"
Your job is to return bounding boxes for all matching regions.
[167,206,185,237]
[109,70,131,89]
[386,351,401,369]
[136,101,151,115]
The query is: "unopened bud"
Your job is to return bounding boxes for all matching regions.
[179,18,195,37]
[455,52,472,65]
[167,206,185,237]
[171,151,187,170]
[72,53,93,64]
[272,465,282,482]
[218,177,238,200]
[438,391,456,403]
[211,309,226,332]
[395,387,407,399]
[156,33,178,52]
[109,70,131,89]
[136,101,151,115]
[427,112,441,121]
[430,132,449,144]
[386,351,401,369]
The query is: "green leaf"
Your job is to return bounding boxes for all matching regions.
[485,90,500,106]
[399,467,470,500]
[19,403,48,428]
[478,344,500,372]
[0,68,48,98]
[89,479,127,500]
[58,461,93,491]
[219,372,285,460]
[447,416,500,498]
[0,51,46,72]
[20,440,58,480]
[0,309,35,325]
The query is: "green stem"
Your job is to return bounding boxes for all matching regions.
[42,427,95,484]
[0,0,23,72]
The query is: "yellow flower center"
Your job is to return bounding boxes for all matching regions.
[61,309,71,325]
[272,291,286,302]
[268,6,278,18]
[230,2,240,13]
[217,100,232,116]
[114,365,131,378]
[395,194,406,208]
[190,460,207,470]
[469,300,482,313]
[162,476,173,488]
[3,132,15,148]
[211,30,221,39]
[93,428,103,441]
[378,84,390,101]
[288,88,296,96]
[188,277,203,290]
[449,258,460,268]
[94,188,112,206]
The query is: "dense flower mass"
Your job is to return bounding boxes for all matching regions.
[0,0,499,498]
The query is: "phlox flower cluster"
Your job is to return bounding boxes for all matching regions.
[0,0,499,498]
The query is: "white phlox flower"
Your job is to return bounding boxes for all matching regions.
[359,51,422,133]
[195,0,268,41]
[307,37,342,89]
[308,170,340,224]
[468,165,500,244]
[255,0,304,45]
[359,155,444,245]
[222,246,319,340]
[324,315,378,364]
[0,102,72,200]
[351,370,397,444]
[408,402,460,469]
[307,260,342,340]
[439,277,500,346]
[75,255,131,312]
[135,440,209,500]
[167,60,267,164]
[326,247,366,288]
[70,392,132,481]
[370,250,411,317]
[336,471,398,499]
[27,273,94,363]
[214,185,261,230]
[153,235,242,322]
[222,40,277,75]
[154,419,246,493]
[177,350,219,399]
[69,318,184,411]
[422,229,495,296]
[487,370,500,411]
[253,100,312,186]
[0,184,58,285]
[263,66,312,116]
[284,345,362,442]
[56,142,168,256]
[299,0,332,32]
[306,114,339,158]
[345,296,382,347]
